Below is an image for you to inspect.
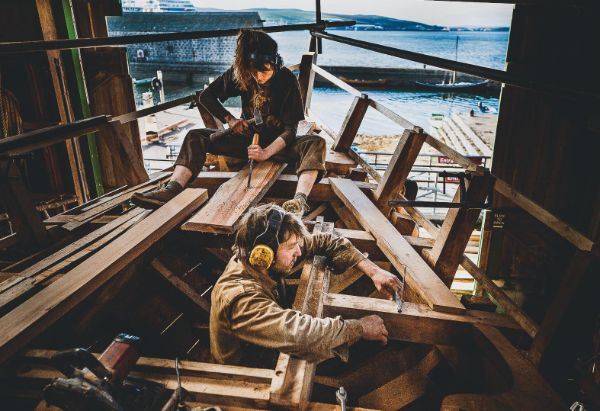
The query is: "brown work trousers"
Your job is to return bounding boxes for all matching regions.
[174,128,327,180]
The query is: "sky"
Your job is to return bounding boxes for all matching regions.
[189,0,514,27]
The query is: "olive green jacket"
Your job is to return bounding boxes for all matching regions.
[210,232,366,366]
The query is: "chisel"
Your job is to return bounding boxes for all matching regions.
[247,132,260,188]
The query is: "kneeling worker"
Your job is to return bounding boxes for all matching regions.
[210,204,403,366]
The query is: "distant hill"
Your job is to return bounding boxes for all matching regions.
[244,8,443,31]
[239,8,509,31]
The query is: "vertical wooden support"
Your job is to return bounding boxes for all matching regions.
[423,173,495,287]
[36,0,88,203]
[332,95,370,153]
[0,160,47,246]
[374,128,426,217]
[270,219,332,409]
[297,52,316,113]
[528,250,594,367]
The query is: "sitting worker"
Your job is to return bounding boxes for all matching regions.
[132,29,325,215]
[210,204,403,367]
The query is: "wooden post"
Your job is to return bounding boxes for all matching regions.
[332,95,370,153]
[0,160,47,247]
[374,128,425,216]
[36,0,88,204]
[298,52,316,113]
[423,173,494,287]
[270,219,332,408]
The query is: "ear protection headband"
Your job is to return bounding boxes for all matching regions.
[248,209,284,270]
[248,51,283,72]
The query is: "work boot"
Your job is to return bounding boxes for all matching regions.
[131,180,184,210]
[282,193,309,216]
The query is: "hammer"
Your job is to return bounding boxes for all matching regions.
[247,132,260,188]
[209,107,263,142]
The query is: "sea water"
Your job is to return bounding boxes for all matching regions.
[136,30,508,135]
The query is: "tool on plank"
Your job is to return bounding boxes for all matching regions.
[247,132,260,188]
[336,386,347,411]
[43,333,171,410]
[209,107,262,142]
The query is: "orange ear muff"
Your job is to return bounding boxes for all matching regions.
[249,244,275,270]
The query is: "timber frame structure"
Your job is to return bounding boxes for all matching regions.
[0,0,598,410]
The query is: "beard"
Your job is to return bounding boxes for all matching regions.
[271,256,297,277]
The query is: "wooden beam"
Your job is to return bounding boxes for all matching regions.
[331,199,362,229]
[460,256,538,339]
[181,161,286,234]
[0,210,149,312]
[528,250,594,366]
[329,178,464,314]
[332,95,370,153]
[151,258,210,312]
[61,172,171,231]
[494,178,596,252]
[298,53,316,112]
[441,325,564,411]
[359,348,441,409]
[324,293,519,346]
[270,220,332,409]
[312,64,362,99]
[423,173,494,287]
[374,129,426,216]
[0,189,208,365]
[189,172,376,202]
[0,208,146,295]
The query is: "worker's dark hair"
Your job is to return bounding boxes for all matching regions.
[233,29,279,92]
[233,204,309,266]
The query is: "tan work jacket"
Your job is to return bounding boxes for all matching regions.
[210,232,366,366]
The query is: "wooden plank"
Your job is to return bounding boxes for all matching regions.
[270,220,332,409]
[61,172,170,231]
[151,258,210,312]
[452,114,493,157]
[0,208,146,295]
[23,349,274,383]
[424,133,485,174]
[495,178,595,252]
[17,362,270,409]
[0,210,149,312]
[302,203,328,223]
[312,64,362,98]
[330,178,464,314]
[330,199,362,229]
[0,233,18,250]
[332,95,370,153]
[324,293,520,346]
[182,161,285,234]
[189,172,376,203]
[298,53,316,112]
[374,129,426,216]
[528,250,593,366]
[441,325,564,411]
[0,189,208,365]
[444,117,479,156]
[423,173,494,287]
[368,98,416,130]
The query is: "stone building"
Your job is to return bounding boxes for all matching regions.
[107,12,263,81]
